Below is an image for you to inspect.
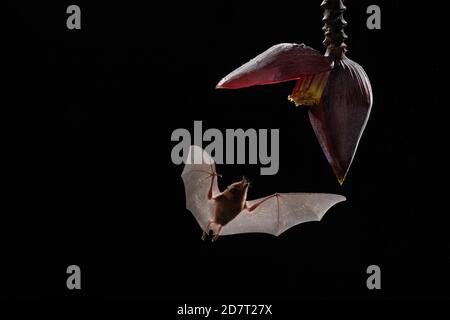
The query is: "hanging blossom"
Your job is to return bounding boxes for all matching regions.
[217,0,372,185]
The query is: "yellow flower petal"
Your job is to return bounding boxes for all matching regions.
[288,71,330,106]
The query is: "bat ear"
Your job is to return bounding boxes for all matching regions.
[241,176,249,189]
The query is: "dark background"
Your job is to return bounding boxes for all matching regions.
[2,0,446,305]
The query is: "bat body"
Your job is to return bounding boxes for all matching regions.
[213,180,249,226]
[182,146,345,241]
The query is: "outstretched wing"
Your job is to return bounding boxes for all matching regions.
[221,193,345,236]
[181,146,220,231]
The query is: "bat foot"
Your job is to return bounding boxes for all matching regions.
[211,225,223,242]
[202,220,214,241]
[201,231,220,242]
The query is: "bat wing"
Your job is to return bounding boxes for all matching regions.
[221,193,345,236]
[181,145,220,231]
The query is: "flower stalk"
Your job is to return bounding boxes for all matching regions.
[321,0,347,49]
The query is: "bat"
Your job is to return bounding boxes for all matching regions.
[181,145,346,241]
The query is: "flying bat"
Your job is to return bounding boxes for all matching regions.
[181,146,346,241]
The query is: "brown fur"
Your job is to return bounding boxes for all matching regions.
[213,181,248,226]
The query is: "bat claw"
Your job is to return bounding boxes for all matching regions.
[211,225,223,242]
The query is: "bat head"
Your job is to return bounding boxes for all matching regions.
[224,177,249,202]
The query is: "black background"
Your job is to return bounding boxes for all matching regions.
[2,0,446,305]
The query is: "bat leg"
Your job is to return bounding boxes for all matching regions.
[247,193,279,212]
[211,225,223,242]
[201,219,214,240]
